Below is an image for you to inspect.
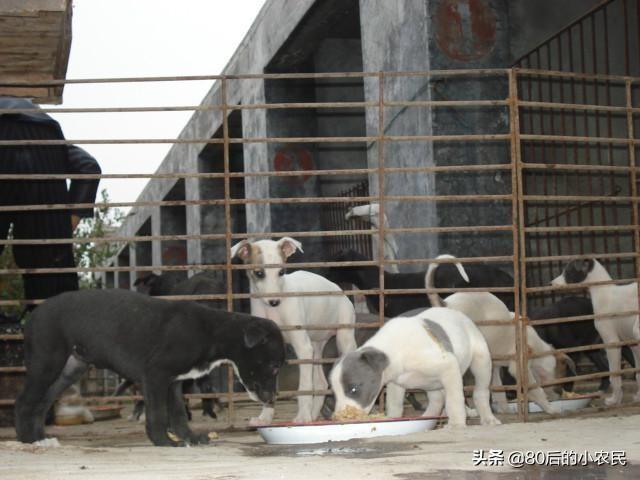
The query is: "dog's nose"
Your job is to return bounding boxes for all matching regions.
[268,300,280,307]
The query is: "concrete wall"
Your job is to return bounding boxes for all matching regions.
[359,0,437,270]
[429,0,513,261]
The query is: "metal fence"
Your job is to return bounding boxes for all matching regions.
[0,68,639,431]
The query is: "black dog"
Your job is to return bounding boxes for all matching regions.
[327,249,515,316]
[15,289,285,447]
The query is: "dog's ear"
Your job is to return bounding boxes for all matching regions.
[582,258,595,273]
[359,347,389,373]
[277,237,303,259]
[555,352,577,378]
[231,240,252,263]
[243,323,269,349]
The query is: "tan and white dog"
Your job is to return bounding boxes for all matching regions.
[329,307,501,427]
[552,258,640,405]
[231,237,357,425]
[426,255,574,415]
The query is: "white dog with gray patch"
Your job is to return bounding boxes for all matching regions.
[329,307,501,427]
[231,237,357,425]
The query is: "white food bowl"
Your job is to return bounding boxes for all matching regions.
[495,394,596,414]
[257,416,439,445]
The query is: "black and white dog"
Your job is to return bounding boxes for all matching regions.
[14,289,285,447]
[552,259,640,405]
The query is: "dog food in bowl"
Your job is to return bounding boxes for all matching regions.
[332,405,385,422]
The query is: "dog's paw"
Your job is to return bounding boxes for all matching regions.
[481,416,502,426]
[544,404,561,415]
[33,437,60,448]
[292,413,313,424]
[187,432,210,446]
[465,406,478,418]
[164,431,188,447]
[248,416,270,427]
[604,393,622,406]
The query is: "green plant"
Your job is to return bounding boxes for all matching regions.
[0,227,24,318]
[73,189,125,289]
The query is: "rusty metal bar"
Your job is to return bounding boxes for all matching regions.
[526,225,638,233]
[0,163,513,181]
[523,162,637,173]
[528,309,640,327]
[510,69,529,421]
[525,251,639,262]
[519,134,629,144]
[0,225,515,249]
[529,277,637,293]
[0,254,515,275]
[528,338,640,359]
[0,68,510,88]
[0,285,517,308]
[0,99,514,118]
[523,194,634,202]
[516,67,636,83]
[0,193,514,213]
[519,100,629,113]
[221,77,236,428]
[0,133,513,147]
[529,365,640,390]
[626,78,640,348]
[377,72,386,324]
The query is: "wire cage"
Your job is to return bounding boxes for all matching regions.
[0,66,638,432]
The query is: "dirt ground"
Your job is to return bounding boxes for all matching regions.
[1,397,639,480]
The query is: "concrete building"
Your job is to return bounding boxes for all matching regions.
[107,0,612,291]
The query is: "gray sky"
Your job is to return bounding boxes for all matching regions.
[49,0,266,206]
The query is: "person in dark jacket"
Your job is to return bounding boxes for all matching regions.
[0,96,101,310]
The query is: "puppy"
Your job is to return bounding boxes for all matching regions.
[15,289,285,447]
[330,308,501,427]
[231,237,357,425]
[426,255,574,414]
[552,259,640,405]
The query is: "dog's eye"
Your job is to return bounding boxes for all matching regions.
[254,270,265,279]
[278,269,285,277]
[349,384,360,394]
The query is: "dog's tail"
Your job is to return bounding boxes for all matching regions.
[425,254,470,307]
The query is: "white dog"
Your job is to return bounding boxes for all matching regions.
[330,307,501,427]
[552,258,640,405]
[231,237,357,425]
[426,255,573,414]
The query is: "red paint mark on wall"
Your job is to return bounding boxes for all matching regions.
[435,0,497,62]
[273,147,314,185]
[162,244,187,266]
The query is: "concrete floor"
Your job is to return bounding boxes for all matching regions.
[1,397,639,480]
